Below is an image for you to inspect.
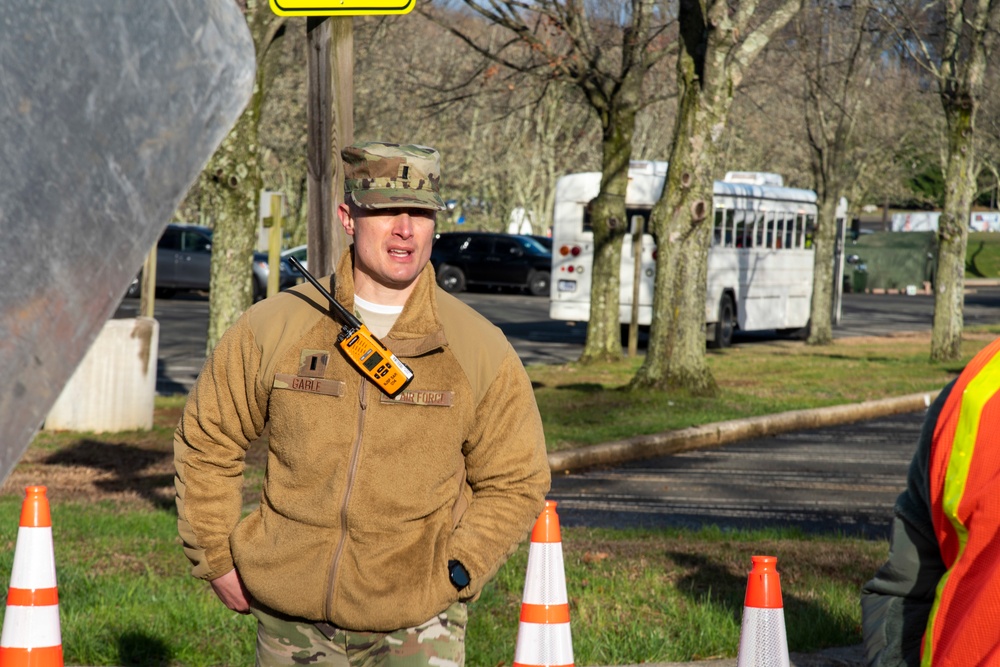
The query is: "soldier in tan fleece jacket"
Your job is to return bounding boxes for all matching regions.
[173,142,551,667]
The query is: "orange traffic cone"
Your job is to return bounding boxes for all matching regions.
[0,486,63,666]
[512,500,574,667]
[736,555,789,667]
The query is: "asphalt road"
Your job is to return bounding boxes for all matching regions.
[114,285,1000,393]
[549,408,925,537]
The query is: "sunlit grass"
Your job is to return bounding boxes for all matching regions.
[0,496,884,666]
[531,332,996,450]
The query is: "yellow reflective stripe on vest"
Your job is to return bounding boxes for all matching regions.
[922,353,1000,666]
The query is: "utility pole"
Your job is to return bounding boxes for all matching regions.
[306,17,354,278]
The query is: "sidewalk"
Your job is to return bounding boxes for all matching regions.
[558,393,927,667]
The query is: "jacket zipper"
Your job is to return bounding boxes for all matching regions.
[325,378,368,620]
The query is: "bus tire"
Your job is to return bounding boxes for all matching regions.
[437,265,466,293]
[527,270,550,296]
[709,294,735,349]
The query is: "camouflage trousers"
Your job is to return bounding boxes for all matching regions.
[251,601,467,667]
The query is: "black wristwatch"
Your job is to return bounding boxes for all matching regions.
[448,560,470,590]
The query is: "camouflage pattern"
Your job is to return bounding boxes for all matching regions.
[342,142,445,212]
[252,601,467,666]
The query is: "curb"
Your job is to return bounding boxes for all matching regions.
[548,391,939,472]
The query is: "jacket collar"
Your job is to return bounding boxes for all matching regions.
[333,246,448,357]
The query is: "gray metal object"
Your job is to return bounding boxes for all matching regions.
[0,1,255,483]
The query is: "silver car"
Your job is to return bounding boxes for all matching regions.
[125,225,298,300]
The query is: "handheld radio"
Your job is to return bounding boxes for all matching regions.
[288,256,414,398]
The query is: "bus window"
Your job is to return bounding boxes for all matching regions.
[713,209,726,246]
[754,213,766,248]
[583,201,652,235]
[721,209,735,247]
[734,212,748,248]
[804,214,816,248]
[582,200,595,233]
[626,208,652,235]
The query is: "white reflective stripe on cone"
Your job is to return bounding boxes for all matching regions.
[512,620,574,666]
[736,607,789,667]
[0,606,62,649]
[522,542,567,605]
[10,527,57,589]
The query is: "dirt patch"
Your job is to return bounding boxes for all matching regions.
[1,410,269,511]
[833,330,997,346]
[2,432,177,510]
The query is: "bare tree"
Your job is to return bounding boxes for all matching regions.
[203,0,286,353]
[792,1,887,345]
[420,0,673,363]
[631,0,803,395]
[719,59,811,180]
[884,0,1000,360]
[259,19,309,248]
[352,15,597,233]
[846,66,937,218]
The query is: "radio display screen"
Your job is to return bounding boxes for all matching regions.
[363,351,384,371]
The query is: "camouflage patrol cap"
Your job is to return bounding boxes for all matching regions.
[342,142,445,211]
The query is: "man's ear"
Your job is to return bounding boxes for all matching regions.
[337,202,355,236]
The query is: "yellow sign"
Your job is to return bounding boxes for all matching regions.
[269,0,415,15]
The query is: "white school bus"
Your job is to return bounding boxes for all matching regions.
[549,162,846,346]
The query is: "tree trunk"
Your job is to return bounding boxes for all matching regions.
[807,194,840,345]
[631,45,725,395]
[931,105,975,362]
[579,102,639,364]
[205,100,262,355]
[205,5,272,354]
[631,0,802,393]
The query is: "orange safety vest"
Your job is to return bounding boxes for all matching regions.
[923,337,1000,666]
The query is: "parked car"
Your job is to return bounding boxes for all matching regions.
[283,244,308,271]
[529,235,553,252]
[252,245,305,301]
[125,224,298,299]
[430,232,551,296]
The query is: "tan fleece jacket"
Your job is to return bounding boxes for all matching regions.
[174,248,550,631]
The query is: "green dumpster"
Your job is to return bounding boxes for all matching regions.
[852,266,868,293]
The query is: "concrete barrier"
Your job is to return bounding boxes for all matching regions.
[45,317,158,432]
[547,391,939,472]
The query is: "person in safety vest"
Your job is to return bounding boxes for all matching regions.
[861,336,1000,666]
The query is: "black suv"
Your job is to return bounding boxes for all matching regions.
[431,232,551,296]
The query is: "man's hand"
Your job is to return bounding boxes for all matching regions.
[210,568,252,614]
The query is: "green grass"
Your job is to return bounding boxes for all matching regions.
[532,331,997,450]
[966,232,1000,277]
[0,498,256,667]
[4,332,1000,665]
[0,498,884,667]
